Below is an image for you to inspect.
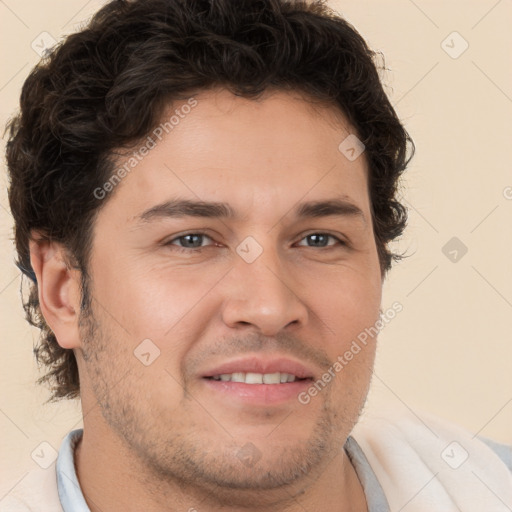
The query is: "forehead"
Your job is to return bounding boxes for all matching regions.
[100,88,370,226]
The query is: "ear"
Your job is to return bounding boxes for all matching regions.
[29,236,82,349]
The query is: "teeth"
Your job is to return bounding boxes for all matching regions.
[212,372,298,384]
[262,372,281,384]
[245,372,263,384]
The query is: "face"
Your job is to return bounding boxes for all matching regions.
[77,88,382,494]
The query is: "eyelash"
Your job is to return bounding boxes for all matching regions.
[164,232,347,253]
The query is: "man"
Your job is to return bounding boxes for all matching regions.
[3,0,511,510]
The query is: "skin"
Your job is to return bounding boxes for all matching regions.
[30,88,383,511]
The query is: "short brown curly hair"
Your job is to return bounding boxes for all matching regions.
[6,0,414,401]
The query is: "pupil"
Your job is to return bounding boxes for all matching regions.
[308,234,328,247]
[182,234,202,247]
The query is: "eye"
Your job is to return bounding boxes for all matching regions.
[296,233,344,248]
[167,233,214,249]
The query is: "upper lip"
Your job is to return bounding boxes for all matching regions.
[201,356,316,380]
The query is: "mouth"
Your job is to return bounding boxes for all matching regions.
[204,372,312,384]
[200,357,316,405]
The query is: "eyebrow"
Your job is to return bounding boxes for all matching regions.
[296,199,366,224]
[136,198,366,225]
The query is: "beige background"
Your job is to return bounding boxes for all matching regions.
[1,0,511,498]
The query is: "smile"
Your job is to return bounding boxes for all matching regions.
[206,372,309,384]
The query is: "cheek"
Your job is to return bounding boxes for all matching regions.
[90,256,226,370]
[314,272,380,405]
[305,266,381,350]
[93,251,196,326]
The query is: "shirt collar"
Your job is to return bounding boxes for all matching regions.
[57,429,90,512]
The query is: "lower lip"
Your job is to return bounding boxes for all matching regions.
[202,378,312,405]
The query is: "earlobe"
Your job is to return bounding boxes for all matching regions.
[29,237,82,349]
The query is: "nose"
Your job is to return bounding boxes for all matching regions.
[220,248,309,336]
